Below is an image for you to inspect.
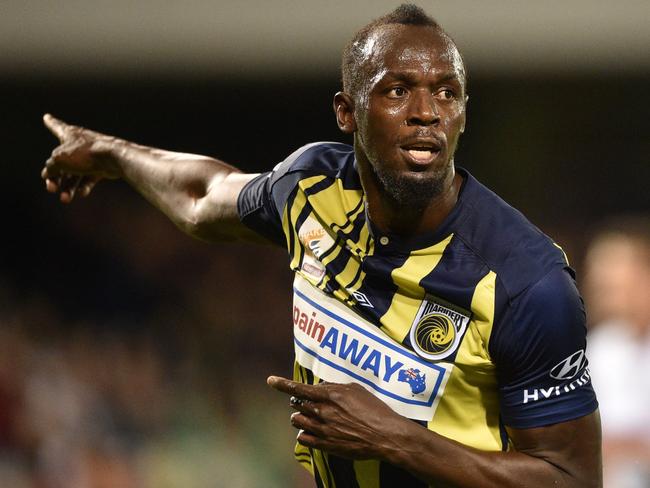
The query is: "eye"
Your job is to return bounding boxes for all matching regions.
[435,88,456,101]
[387,86,408,98]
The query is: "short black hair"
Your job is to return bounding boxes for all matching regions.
[341,4,456,102]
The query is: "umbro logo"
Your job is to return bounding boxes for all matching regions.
[550,350,587,380]
[352,291,374,308]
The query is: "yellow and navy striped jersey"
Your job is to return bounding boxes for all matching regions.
[238,142,598,487]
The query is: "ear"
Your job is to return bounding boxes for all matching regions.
[333,91,357,134]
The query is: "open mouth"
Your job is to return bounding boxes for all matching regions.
[401,142,442,165]
[407,148,440,163]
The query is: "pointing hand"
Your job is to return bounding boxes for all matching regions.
[42,114,121,203]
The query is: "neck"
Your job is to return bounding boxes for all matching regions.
[361,164,462,237]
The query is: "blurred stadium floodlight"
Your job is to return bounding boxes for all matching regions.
[1,0,649,77]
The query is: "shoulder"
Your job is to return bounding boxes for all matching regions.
[453,169,569,301]
[269,141,356,183]
[507,266,584,336]
[236,142,358,245]
[491,267,585,356]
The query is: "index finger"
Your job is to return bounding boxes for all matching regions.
[43,113,70,141]
[267,375,329,402]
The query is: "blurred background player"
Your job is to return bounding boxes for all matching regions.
[585,216,650,488]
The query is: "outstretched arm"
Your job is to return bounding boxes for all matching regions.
[41,114,264,242]
[267,377,602,488]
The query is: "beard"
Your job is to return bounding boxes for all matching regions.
[371,163,450,212]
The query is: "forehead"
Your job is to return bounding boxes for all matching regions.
[361,24,465,85]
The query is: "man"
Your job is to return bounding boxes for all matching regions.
[42,4,601,487]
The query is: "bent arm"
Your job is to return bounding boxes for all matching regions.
[268,377,602,488]
[42,114,265,242]
[388,409,602,487]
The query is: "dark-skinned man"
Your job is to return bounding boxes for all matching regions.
[41,5,602,487]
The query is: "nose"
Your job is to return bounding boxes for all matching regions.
[407,90,439,126]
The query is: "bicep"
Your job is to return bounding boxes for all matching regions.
[507,410,602,487]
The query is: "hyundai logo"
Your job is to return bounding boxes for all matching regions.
[550,350,587,380]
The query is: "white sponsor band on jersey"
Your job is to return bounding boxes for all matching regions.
[293,275,452,421]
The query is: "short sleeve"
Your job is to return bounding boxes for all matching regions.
[489,267,598,429]
[237,172,285,245]
[237,143,324,246]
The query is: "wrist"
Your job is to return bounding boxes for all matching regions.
[381,417,441,479]
[377,415,425,466]
[102,137,130,178]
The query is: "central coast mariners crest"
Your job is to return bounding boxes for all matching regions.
[409,295,472,361]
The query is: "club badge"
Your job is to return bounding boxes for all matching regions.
[409,295,472,361]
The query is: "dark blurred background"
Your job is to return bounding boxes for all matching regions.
[1,1,648,486]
